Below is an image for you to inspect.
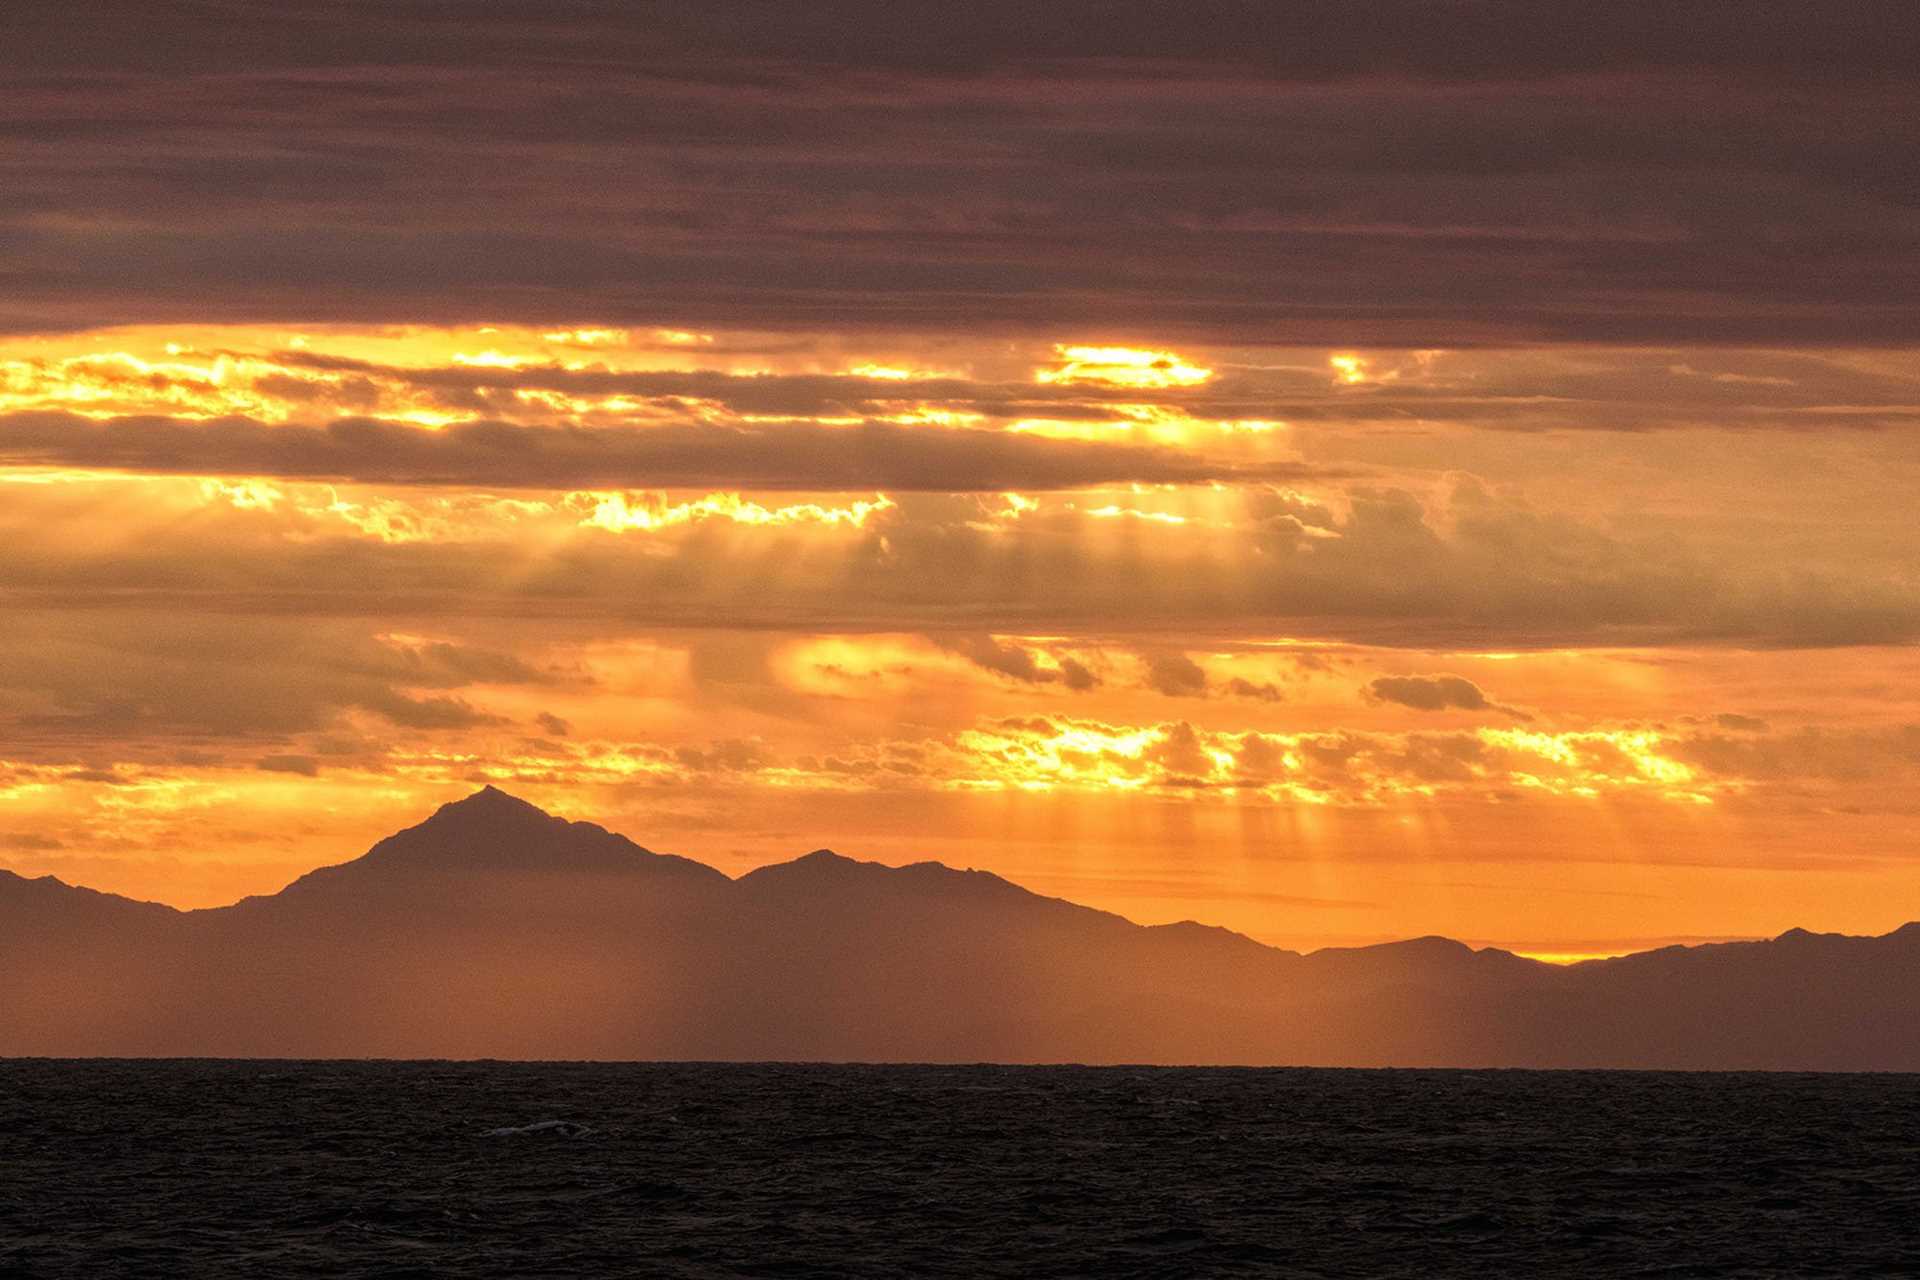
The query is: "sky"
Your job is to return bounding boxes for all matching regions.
[5,1,1920,959]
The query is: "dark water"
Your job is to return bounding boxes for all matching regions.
[2,1062,1917,1278]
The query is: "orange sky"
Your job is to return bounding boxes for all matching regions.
[5,322,1920,959]
[7,6,1920,963]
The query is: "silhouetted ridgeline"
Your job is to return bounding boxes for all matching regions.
[4,787,1917,1067]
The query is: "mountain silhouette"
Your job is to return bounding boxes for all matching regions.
[283,785,726,881]
[5,788,1918,1067]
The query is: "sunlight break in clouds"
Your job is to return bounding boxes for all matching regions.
[573,491,897,533]
[945,718,1714,806]
[1036,345,1214,389]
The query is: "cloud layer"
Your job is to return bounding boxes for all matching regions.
[6,3,1920,341]
[0,412,1316,492]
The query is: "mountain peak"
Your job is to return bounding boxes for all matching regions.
[276,786,726,887]
[738,848,869,887]
[429,784,552,823]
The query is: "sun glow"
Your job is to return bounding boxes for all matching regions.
[573,491,896,533]
[1036,345,1213,389]
[1,351,297,421]
[1085,505,1188,525]
[937,717,1716,806]
[1330,353,1369,385]
[540,328,629,346]
[0,329,1309,471]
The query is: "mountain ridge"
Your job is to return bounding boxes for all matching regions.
[6,788,1920,1067]
[2,789,1913,957]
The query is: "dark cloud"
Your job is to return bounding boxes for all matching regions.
[674,739,773,774]
[534,712,572,738]
[1146,654,1209,698]
[1670,725,1920,785]
[938,635,1101,691]
[0,412,1325,492]
[361,692,502,730]
[1226,677,1285,703]
[1139,661,1283,702]
[0,834,66,851]
[396,641,553,687]
[15,2,1915,77]
[1056,659,1100,693]
[0,614,528,749]
[256,754,321,776]
[3,3,1918,342]
[18,2,1920,86]
[1364,674,1527,719]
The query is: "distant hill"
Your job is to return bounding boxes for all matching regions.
[5,787,1917,1067]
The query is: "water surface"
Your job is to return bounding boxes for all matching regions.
[3,1061,1916,1277]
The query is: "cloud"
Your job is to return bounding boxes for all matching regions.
[938,635,1102,691]
[3,4,1919,343]
[1056,659,1100,692]
[1145,653,1210,698]
[17,2,1919,82]
[934,715,1714,804]
[360,692,503,730]
[1226,677,1285,703]
[1364,674,1527,719]
[534,712,572,737]
[1668,724,1920,784]
[6,471,1920,650]
[0,412,1326,492]
[674,739,772,774]
[0,834,66,851]
[0,613,531,749]
[17,338,1920,440]
[256,754,320,776]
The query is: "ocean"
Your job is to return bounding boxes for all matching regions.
[2,1061,1916,1277]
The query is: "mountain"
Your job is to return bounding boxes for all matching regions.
[4,787,1918,1067]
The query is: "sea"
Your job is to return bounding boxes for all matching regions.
[2,1061,1916,1277]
